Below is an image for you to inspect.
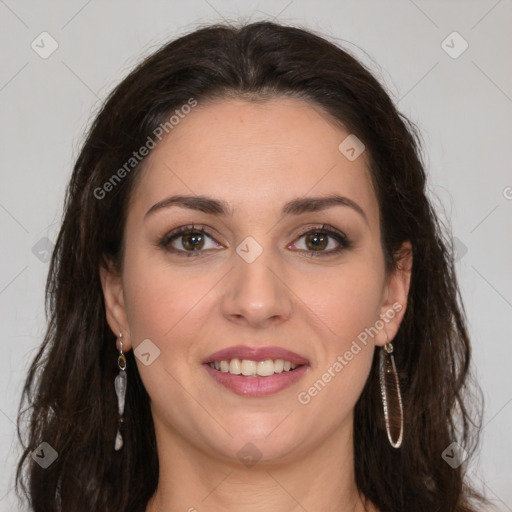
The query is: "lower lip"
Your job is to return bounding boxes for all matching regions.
[203,364,309,397]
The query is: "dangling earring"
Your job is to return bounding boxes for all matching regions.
[114,332,127,451]
[379,338,404,448]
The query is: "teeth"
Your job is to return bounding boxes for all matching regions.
[209,358,300,376]
[274,359,284,373]
[256,359,274,377]
[241,359,257,376]
[229,358,241,374]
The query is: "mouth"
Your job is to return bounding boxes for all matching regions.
[207,358,303,376]
[202,345,310,397]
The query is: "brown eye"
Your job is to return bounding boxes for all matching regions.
[159,225,223,257]
[181,231,206,251]
[290,225,351,257]
[304,232,329,251]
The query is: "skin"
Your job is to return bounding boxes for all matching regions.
[100,96,412,512]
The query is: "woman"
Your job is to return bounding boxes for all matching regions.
[16,20,489,512]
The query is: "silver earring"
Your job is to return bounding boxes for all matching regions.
[114,332,127,451]
[379,340,404,448]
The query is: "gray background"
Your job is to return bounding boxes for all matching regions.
[1,1,511,510]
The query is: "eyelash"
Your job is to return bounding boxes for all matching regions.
[158,223,351,258]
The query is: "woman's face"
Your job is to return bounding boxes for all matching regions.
[101,96,410,464]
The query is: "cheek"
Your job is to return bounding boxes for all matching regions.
[121,244,229,388]
[292,257,384,399]
[120,252,213,406]
[296,260,385,345]
[122,256,208,343]
[294,271,382,425]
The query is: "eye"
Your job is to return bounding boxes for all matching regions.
[159,224,223,257]
[158,223,351,258]
[289,224,350,257]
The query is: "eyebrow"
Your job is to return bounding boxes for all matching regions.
[145,194,368,223]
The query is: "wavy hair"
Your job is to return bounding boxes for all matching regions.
[17,20,489,512]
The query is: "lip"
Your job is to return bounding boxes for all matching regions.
[202,344,310,397]
[203,345,309,365]
[203,363,309,397]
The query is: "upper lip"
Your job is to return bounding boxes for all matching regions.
[203,345,309,365]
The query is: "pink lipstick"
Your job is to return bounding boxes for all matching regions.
[202,345,310,397]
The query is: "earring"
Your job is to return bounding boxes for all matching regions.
[114,332,127,451]
[379,339,404,448]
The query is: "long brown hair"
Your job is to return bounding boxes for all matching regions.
[17,20,489,512]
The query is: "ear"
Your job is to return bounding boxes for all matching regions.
[99,258,132,351]
[375,241,413,347]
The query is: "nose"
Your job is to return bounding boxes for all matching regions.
[221,246,294,329]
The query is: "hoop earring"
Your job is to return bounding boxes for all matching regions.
[379,340,404,448]
[114,332,127,451]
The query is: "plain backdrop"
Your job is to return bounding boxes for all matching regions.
[1,1,511,511]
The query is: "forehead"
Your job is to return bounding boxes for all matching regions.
[128,96,378,226]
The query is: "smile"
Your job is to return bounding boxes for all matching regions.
[208,358,301,376]
[202,344,310,396]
